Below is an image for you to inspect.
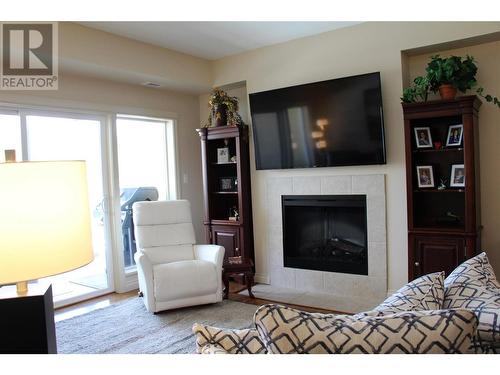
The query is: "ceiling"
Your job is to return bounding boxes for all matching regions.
[79,22,361,60]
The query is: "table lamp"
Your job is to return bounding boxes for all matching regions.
[0,150,94,353]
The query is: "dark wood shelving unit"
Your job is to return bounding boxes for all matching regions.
[403,95,481,280]
[197,125,254,263]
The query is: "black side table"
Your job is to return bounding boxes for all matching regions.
[222,258,255,299]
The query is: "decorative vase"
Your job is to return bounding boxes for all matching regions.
[212,104,227,127]
[438,84,457,100]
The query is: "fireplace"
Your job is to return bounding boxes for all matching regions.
[282,195,368,275]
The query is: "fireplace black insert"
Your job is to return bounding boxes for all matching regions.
[282,195,368,275]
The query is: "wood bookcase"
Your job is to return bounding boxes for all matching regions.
[402,95,482,280]
[197,125,254,263]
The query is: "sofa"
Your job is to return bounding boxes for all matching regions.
[193,252,500,354]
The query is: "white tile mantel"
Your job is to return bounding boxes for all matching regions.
[265,174,387,308]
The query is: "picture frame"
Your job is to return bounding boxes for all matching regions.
[446,124,463,147]
[450,164,465,188]
[219,176,237,191]
[217,147,229,163]
[416,165,435,188]
[414,127,433,149]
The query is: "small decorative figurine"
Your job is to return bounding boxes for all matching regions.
[438,178,448,190]
[229,206,239,221]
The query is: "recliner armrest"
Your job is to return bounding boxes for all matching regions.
[194,245,225,299]
[134,251,155,312]
[193,244,225,267]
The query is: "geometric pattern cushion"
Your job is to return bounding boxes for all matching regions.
[254,304,477,354]
[192,323,267,354]
[444,252,500,290]
[373,271,445,314]
[443,287,500,352]
[444,252,500,352]
[200,344,230,354]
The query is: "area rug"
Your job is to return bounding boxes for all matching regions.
[56,297,259,354]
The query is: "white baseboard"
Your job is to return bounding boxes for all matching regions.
[254,273,270,284]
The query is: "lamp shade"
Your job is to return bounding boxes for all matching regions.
[0,161,94,285]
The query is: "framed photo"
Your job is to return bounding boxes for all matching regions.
[416,165,435,188]
[450,164,465,187]
[217,147,229,163]
[414,127,433,148]
[219,176,237,191]
[446,124,463,147]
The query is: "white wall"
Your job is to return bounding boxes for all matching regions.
[207,22,500,291]
[60,23,213,94]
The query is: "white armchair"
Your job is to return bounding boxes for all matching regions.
[132,200,224,313]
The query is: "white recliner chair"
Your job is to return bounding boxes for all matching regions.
[132,200,225,313]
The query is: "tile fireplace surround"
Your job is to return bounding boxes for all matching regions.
[265,174,387,309]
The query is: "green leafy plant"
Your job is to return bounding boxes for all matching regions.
[401,76,430,103]
[401,54,500,108]
[426,55,477,93]
[204,88,243,127]
[476,87,500,107]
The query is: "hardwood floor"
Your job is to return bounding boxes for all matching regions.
[55,282,341,322]
[227,282,343,314]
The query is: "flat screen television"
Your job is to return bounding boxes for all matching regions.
[249,72,386,170]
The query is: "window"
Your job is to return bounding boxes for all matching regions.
[0,110,22,162]
[116,115,177,268]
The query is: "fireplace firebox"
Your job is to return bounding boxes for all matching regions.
[282,195,368,275]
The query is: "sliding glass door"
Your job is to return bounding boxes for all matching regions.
[0,109,114,307]
[26,112,113,306]
[1,106,178,302]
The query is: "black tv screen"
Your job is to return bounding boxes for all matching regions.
[249,72,386,170]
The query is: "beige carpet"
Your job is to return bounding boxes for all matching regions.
[56,297,259,354]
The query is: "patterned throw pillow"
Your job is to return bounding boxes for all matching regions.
[444,252,500,352]
[254,304,477,354]
[357,272,445,318]
[200,344,229,354]
[444,288,500,352]
[192,323,267,354]
[444,252,500,290]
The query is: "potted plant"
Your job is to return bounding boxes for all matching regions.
[209,89,227,127]
[426,55,477,100]
[401,54,500,108]
[204,88,243,127]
